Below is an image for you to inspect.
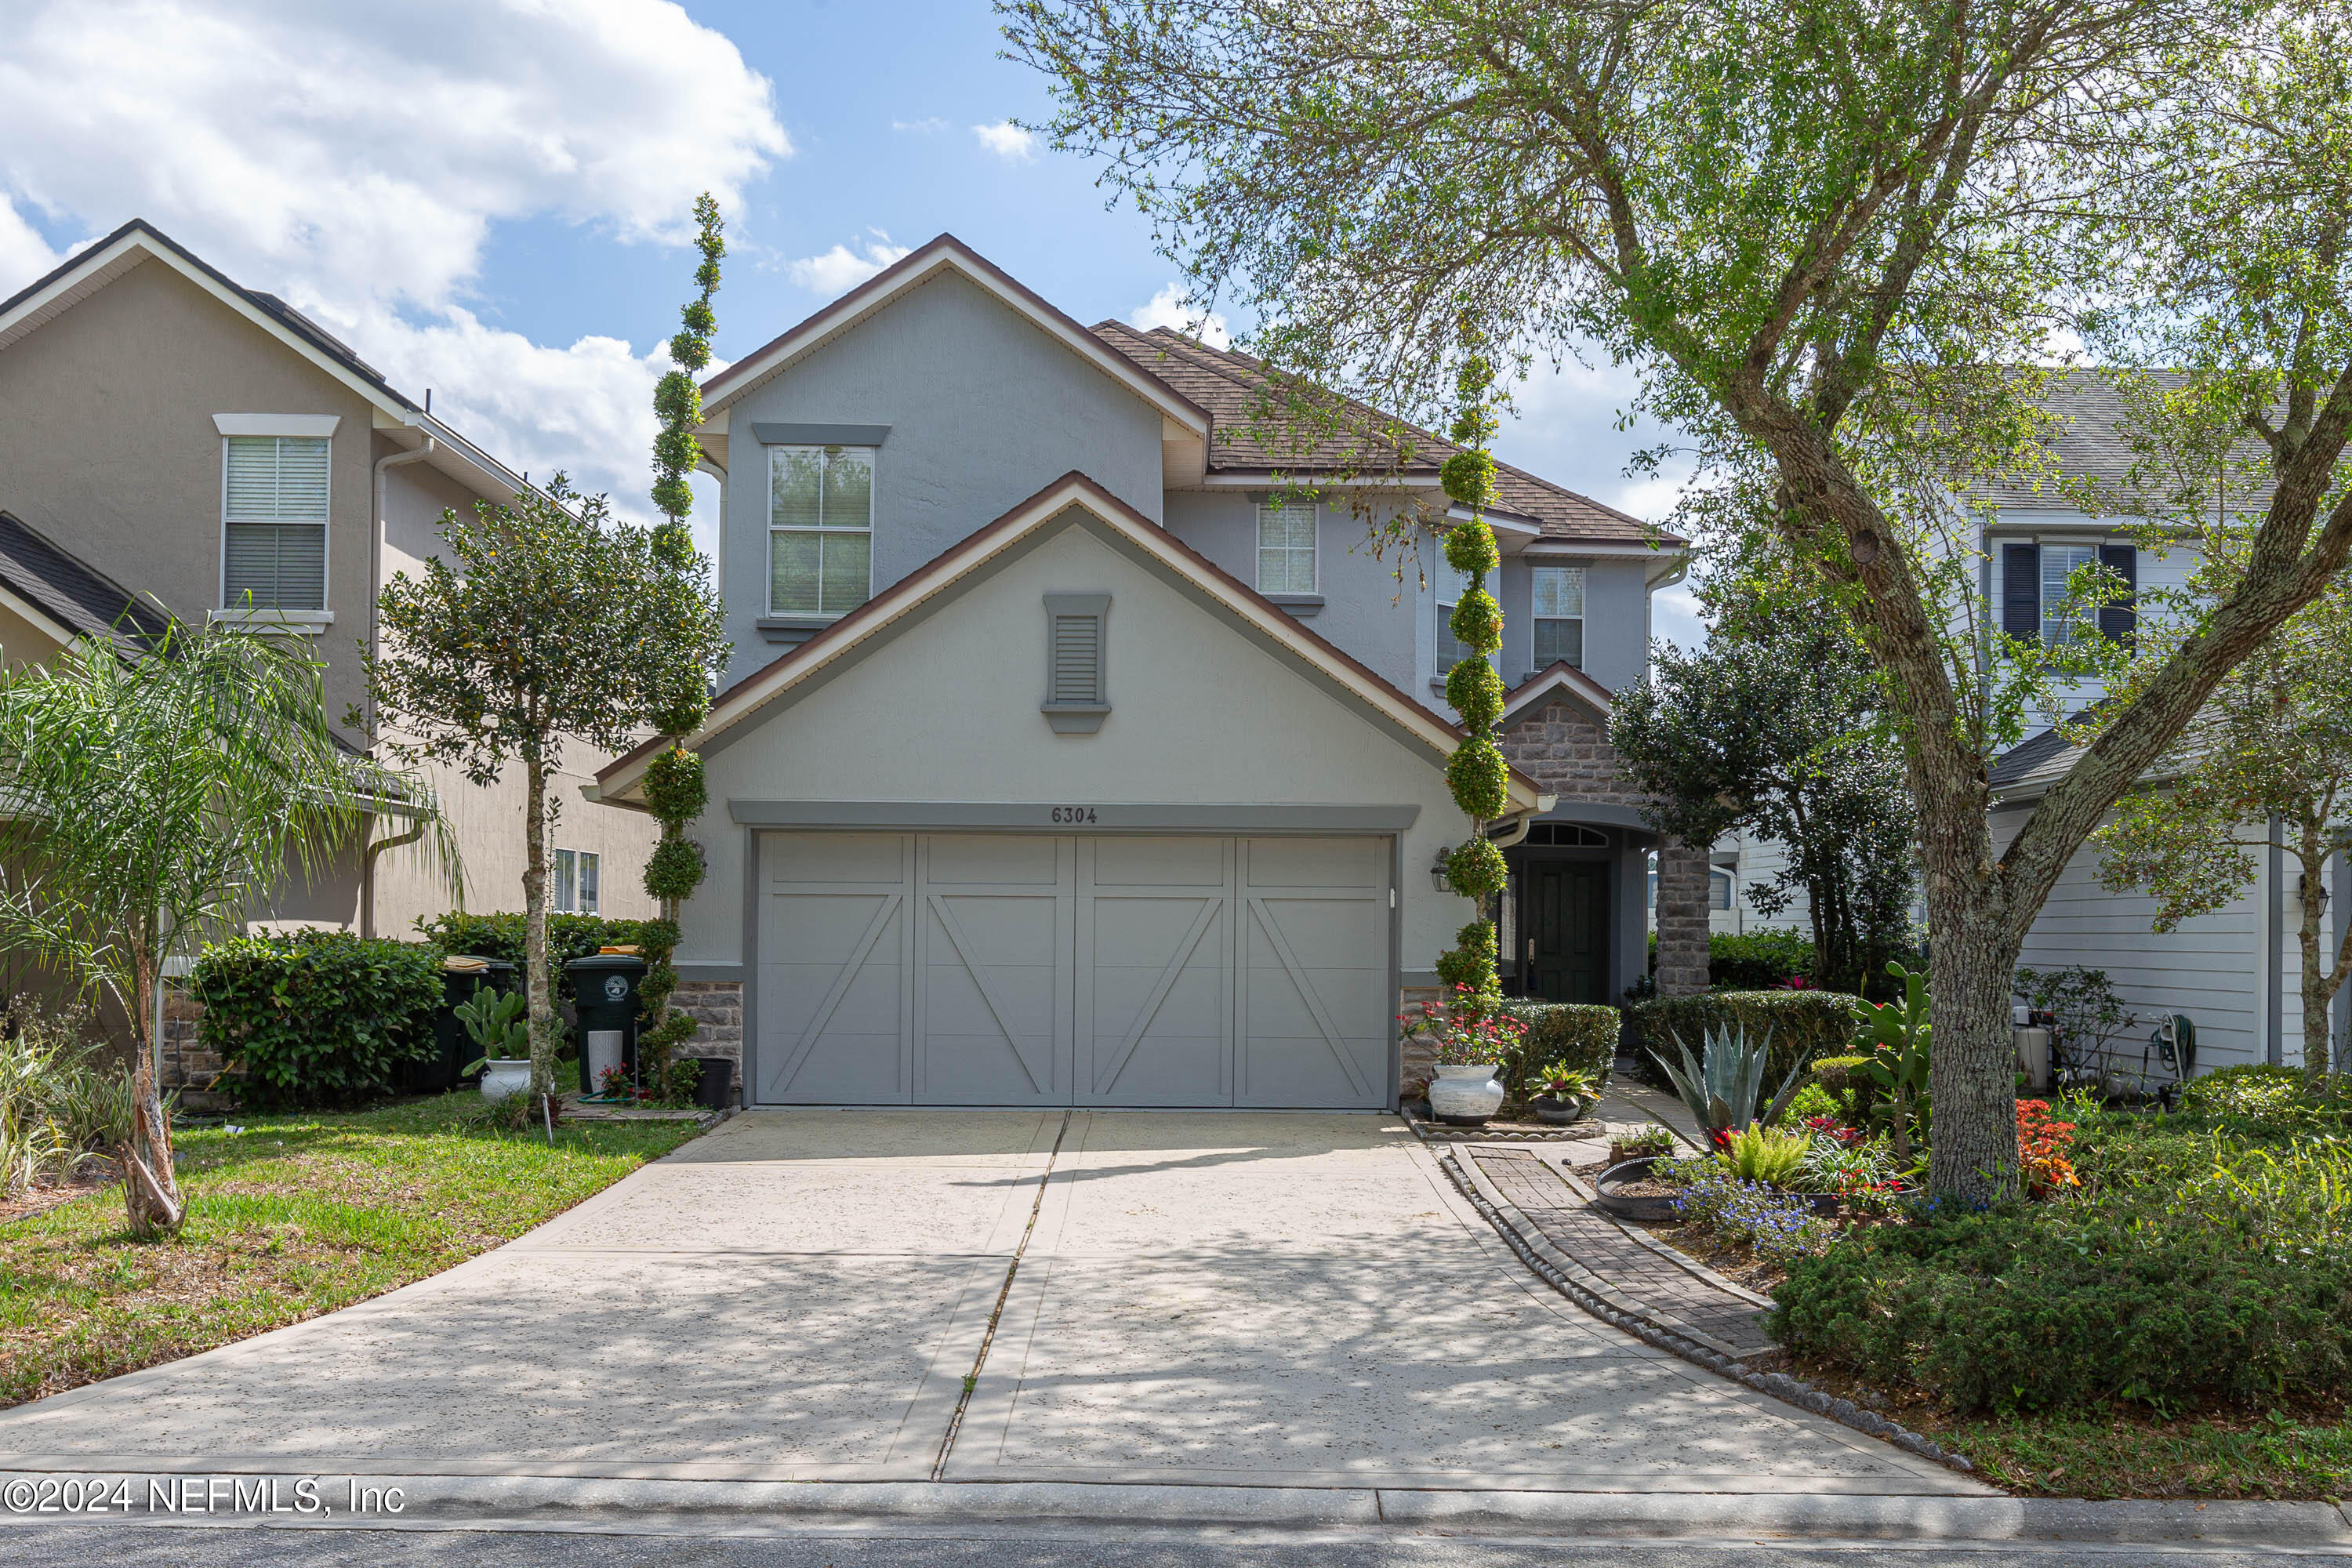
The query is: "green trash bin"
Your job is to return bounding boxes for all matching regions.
[568,953,647,1096]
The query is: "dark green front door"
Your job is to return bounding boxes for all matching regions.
[1524,859,1610,1004]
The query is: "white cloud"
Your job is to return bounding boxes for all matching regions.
[1128,283,1230,349]
[0,1,786,524]
[786,238,914,297]
[0,198,62,293]
[971,120,1039,162]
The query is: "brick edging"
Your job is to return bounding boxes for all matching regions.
[1432,1144,1975,1475]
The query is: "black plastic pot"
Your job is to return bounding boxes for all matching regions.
[688,1055,734,1111]
[1530,1095,1591,1126]
[1592,1156,1681,1221]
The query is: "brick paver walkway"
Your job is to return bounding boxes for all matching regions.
[1468,1146,1774,1356]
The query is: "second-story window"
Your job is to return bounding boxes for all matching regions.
[769,444,873,617]
[1255,499,1316,593]
[1436,561,1500,676]
[2039,542,2100,645]
[553,848,600,915]
[1531,564,1584,670]
[223,435,328,610]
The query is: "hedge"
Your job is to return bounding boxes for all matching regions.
[1623,989,1860,1091]
[1497,1002,1619,1099]
[413,912,677,1010]
[1770,1208,2352,1414]
[194,931,443,1107]
[1707,927,1817,990]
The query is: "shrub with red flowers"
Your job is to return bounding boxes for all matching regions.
[2016,1099,2080,1197]
[1801,1114,1867,1148]
[1421,983,1530,1065]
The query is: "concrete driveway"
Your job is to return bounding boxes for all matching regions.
[0,1110,1976,1496]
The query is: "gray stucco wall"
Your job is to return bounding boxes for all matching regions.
[1160,490,1426,694]
[0,257,379,742]
[1492,556,1650,695]
[717,270,1171,684]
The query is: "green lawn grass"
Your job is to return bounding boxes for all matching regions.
[1931,1407,2352,1501]
[0,1094,700,1408]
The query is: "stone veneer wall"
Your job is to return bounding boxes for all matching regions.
[1651,841,1713,996]
[672,980,745,1105]
[1495,692,1713,998]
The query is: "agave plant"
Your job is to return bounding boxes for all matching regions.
[1653,1022,1806,1140]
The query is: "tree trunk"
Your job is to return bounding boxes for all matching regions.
[121,1059,183,1239]
[1922,876,2024,1201]
[522,757,556,1103]
[2295,823,2336,1080]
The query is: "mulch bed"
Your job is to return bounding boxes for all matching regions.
[0,1160,121,1225]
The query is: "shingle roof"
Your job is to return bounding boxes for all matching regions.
[1091,322,1682,549]
[1987,702,2114,796]
[0,511,173,653]
[1962,369,2275,514]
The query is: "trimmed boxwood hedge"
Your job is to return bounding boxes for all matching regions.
[1623,989,1859,1090]
[1770,1208,2352,1414]
[1497,1001,1620,1099]
[194,930,443,1107]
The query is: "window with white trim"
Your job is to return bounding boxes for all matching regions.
[1254,499,1316,593]
[1709,869,1735,910]
[553,848,600,915]
[1530,564,1585,670]
[768,445,873,617]
[2039,542,2100,645]
[222,435,328,610]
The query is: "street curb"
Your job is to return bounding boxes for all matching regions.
[3,1475,2350,1548]
[1432,1144,1979,1476]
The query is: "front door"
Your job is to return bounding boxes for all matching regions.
[1523,858,1610,1004]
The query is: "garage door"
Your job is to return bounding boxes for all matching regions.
[753,832,1390,1107]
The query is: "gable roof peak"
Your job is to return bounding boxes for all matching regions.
[699,234,1209,434]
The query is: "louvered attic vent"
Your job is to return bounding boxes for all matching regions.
[1041,592,1111,735]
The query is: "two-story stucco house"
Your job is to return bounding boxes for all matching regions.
[0,221,660,1051]
[592,236,1686,1109]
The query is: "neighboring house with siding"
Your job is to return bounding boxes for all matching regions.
[0,221,659,1069]
[590,234,1688,1109]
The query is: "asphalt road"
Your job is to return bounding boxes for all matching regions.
[5,1524,2350,1567]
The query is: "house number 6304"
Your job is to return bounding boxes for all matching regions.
[1050,806,1098,824]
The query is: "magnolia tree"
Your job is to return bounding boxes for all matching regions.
[365,480,727,1106]
[1613,568,1916,997]
[1005,0,2352,1200]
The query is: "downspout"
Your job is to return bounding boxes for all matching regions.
[364,435,437,938]
[2335,851,2349,1073]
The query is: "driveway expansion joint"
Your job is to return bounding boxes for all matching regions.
[1434,1143,1978,1477]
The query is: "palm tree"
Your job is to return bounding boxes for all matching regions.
[0,618,453,1083]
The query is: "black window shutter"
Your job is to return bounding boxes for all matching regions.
[2099,545,2137,645]
[2002,543,2040,638]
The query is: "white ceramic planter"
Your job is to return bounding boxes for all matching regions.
[480,1058,532,1103]
[1428,1062,1505,1124]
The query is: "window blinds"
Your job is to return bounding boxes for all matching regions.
[223,436,328,609]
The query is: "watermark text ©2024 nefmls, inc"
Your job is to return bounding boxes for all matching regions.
[2,1475,405,1516]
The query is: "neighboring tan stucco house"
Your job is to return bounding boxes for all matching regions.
[593,235,1687,1109]
[0,221,660,1077]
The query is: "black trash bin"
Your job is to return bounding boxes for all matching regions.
[410,958,516,1093]
[568,953,647,1096]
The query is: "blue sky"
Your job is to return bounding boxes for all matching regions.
[0,0,1698,645]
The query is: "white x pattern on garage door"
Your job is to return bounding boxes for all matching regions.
[754,832,1391,1108]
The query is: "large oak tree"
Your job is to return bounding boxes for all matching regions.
[1005,0,2352,1198]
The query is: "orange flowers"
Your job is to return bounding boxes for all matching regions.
[2016,1099,2081,1197]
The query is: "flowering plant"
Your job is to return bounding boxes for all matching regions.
[2016,1099,2080,1196]
[1801,1114,1868,1149]
[1530,1062,1600,1101]
[1670,1174,1835,1264]
[1419,983,1530,1066]
[596,1065,636,1100]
